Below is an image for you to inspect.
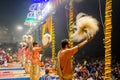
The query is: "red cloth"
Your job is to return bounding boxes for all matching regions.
[0,71,14,78]
[5,55,10,61]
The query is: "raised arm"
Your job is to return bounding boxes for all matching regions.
[77,35,93,49]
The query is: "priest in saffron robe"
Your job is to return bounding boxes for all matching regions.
[57,36,93,80]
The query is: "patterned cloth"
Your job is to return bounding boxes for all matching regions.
[30,65,41,80]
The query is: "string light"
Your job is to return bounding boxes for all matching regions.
[51,19,55,64]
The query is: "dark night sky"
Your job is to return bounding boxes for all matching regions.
[0,0,120,59]
[112,0,120,59]
[0,0,32,30]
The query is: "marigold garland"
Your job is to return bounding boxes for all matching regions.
[69,0,74,47]
[51,16,56,64]
[41,23,46,39]
[104,0,112,79]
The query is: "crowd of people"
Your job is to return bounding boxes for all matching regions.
[0,48,18,66]
[73,57,120,80]
[73,57,104,80]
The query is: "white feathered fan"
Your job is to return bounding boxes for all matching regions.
[72,13,99,42]
[22,35,28,42]
[27,35,33,43]
[42,33,52,46]
[19,42,27,47]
